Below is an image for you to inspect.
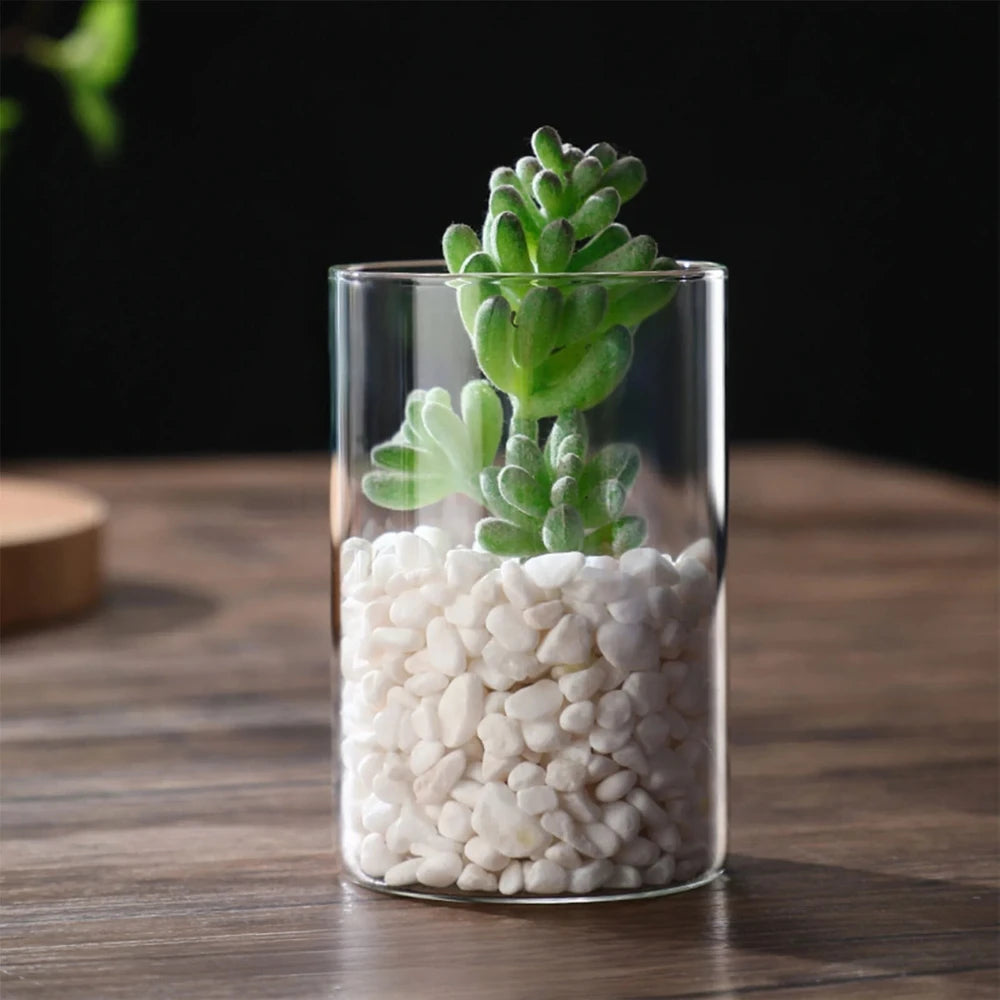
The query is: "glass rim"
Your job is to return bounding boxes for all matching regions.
[329,258,727,282]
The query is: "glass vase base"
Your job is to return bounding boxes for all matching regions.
[344,864,724,905]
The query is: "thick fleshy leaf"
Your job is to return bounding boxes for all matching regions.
[490,167,519,190]
[494,212,532,273]
[556,433,585,462]
[557,284,608,347]
[611,515,647,555]
[542,504,584,552]
[361,470,453,510]
[371,442,431,474]
[570,156,604,202]
[603,280,677,330]
[474,296,517,393]
[480,467,540,531]
[580,235,657,273]
[476,518,544,557]
[536,219,575,273]
[550,475,578,506]
[544,411,589,474]
[516,156,541,187]
[570,187,621,241]
[531,126,566,174]
[513,286,561,368]
[579,479,627,529]
[561,144,584,169]
[569,223,630,270]
[506,434,547,482]
[585,142,616,169]
[422,401,474,473]
[443,224,481,274]
[602,156,647,204]
[490,185,540,239]
[519,326,632,418]
[556,453,583,480]
[457,277,498,337]
[579,443,641,498]
[532,170,564,219]
[499,465,549,519]
[461,380,503,469]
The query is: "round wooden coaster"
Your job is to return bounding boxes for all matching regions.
[0,477,107,632]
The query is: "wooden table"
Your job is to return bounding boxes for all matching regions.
[2,448,996,999]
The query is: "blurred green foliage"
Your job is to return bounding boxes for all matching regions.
[4,0,136,160]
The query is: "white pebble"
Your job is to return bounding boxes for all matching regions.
[644,855,676,886]
[457,863,498,893]
[372,702,404,749]
[485,604,538,653]
[471,782,548,858]
[517,785,558,815]
[522,551,584,590]
[619,547,666,585]
[498,860,525,895]
[437,800,473,842]
[602,800,641,841]
[368,626,424,655]
[623,672,669,716]
[652,824,681,853]
[607,595,648,625]
[357,751,384,788]
[615,837,659,866]
[360,669,394,710]
[409,740,445,776]
[559,700,595,734]
[524,858,569,894]
[411,698,440,742]
[605,864,642,889]
[404,672,448,697]
[359,833,401,877]
[480,753,518,783]
[445,549,498,591]
[580,821,619,859]
[558,663,605,702]
[426,617,467,677]
[450,779,484,809]
[598,657,630,692]
[589,726,632,754]
[536,614,592,665]
[644,748,691,795]
[660,621,686,658]
[563,559,628,604]
[395,532,436,570]
[413,749,466,803]
[545,843,583,869]
[636,713,671,753]
[482,640,542,682]
[471,657,516,692]
[469,568,503,605]
[545,757,587,792]
[594,769,638,802]
[389,590,435,629]
[596,690,632,729]
[458,627,491,656]
[500,560,545,608]
[413,525,451,557]
[383,857,421,887]
[522,719,565,753]
[569,859,614,894]
[416,852,463,888]
[561,790,602,823]
[596,621,659,672]
[504,679,562,721]
[437,674,484,747]
[361,796,400,834]
[484,690,508,715]
[648,586,681,625]
[372,769,412,805]
[522,600,565,630]
[586,755,619,782]
[444,595,488,629]
[540,810,599,857]
[477,713,525,757]
[626,787,672,829]
[507,761,546,791]
[464,835,509,872]
[612,743,649,775]
[420,580,455,607]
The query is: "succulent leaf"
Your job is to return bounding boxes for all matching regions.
[513,286,561,368]
[569,223,631,270]
[476,518,544,556]
[531,126,566,174]
[536,219,575,272]
[443,223,482,274]
[570,187,622,240]
[461,380,503,470]
[542,504,585,552]
[602,155,647,203]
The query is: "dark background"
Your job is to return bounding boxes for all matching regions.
[2,1,997,481]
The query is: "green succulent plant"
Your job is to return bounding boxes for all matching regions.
[361,126,677,558]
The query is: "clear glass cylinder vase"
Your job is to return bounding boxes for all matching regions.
[330,260,727,902]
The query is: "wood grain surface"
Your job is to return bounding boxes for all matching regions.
[1,447,996,999]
